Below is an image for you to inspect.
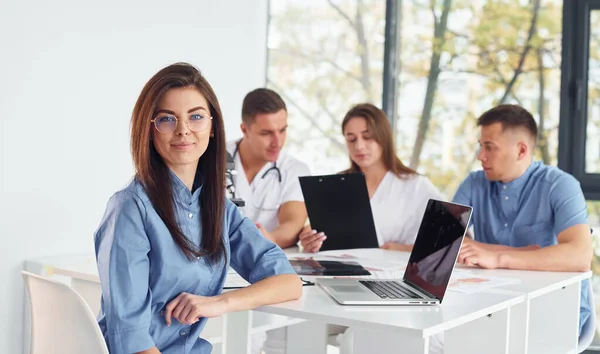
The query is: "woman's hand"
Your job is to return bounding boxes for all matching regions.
[164,292,228,326]
[299,225,327,253]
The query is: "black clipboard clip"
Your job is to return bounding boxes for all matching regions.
[301,278,315,286]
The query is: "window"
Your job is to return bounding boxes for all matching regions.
[269,1,565,200]
[587,10,600,174]
[267,0,597,210]
[391,0,564,198]
[267,0,386,174]
[559,0,600,200]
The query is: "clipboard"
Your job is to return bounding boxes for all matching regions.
[299,173,379,251]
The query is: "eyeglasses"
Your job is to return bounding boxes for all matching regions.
[151,113,213,134]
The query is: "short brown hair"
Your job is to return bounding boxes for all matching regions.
[341,103,417,178]
[241,88,287,124]
[477,104,538,144]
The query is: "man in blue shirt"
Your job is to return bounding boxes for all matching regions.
[452,104,593,336]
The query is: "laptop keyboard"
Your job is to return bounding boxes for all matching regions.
[359,280,424,300]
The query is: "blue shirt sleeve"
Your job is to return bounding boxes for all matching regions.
[549,173,589,235]
[225,200,295,283]
[94,191,155,353]
[452,173,477,234]
[452,173,474,207]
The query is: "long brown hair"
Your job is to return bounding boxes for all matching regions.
[341,103,417,178]
[130,63,226,263]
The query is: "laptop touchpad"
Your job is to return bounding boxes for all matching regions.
[331,285,365,293]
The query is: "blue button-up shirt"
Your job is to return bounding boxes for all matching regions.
[452,161,591,334]
[94,173,295,354]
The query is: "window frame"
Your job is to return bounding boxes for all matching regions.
[382,0,401,132]
[559,0,600,200]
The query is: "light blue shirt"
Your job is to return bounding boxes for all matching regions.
[94,173,295,354]
[452,161,591,334]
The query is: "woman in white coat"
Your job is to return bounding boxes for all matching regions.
[300,103,444,253]
[299,103,445,354]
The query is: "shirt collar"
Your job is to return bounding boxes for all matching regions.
[496,160,539,195]
[169,169,203,205]
[231,138,286,185]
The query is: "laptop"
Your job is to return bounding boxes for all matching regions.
[299,173,379,251]
[316,199,472,305]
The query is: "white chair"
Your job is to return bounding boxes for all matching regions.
[579,226,599,354]
[22,271,109,354]
[578,280,596,353]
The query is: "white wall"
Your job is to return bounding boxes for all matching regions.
[0,0,267,352]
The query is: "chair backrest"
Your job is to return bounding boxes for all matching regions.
[578,279,597,353]
[22,271,109,354]
[579,227,599,352]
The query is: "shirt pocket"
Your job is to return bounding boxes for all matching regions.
[513,221,554,247]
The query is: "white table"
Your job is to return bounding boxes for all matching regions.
[454,266,591,354]
[290,249,589,354]
[257,285,523,354]
[23,249,590,354]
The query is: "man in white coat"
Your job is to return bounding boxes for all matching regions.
[227,88,310,354]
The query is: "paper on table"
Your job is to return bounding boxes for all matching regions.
[223,268,251,289]
[447,270,520,293]
[315,248,395,260]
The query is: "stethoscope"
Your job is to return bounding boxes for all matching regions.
[232,140,282,183]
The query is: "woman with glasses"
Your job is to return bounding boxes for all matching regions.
[94,62,301,354]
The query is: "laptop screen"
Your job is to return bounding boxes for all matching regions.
[403,199,472,301]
